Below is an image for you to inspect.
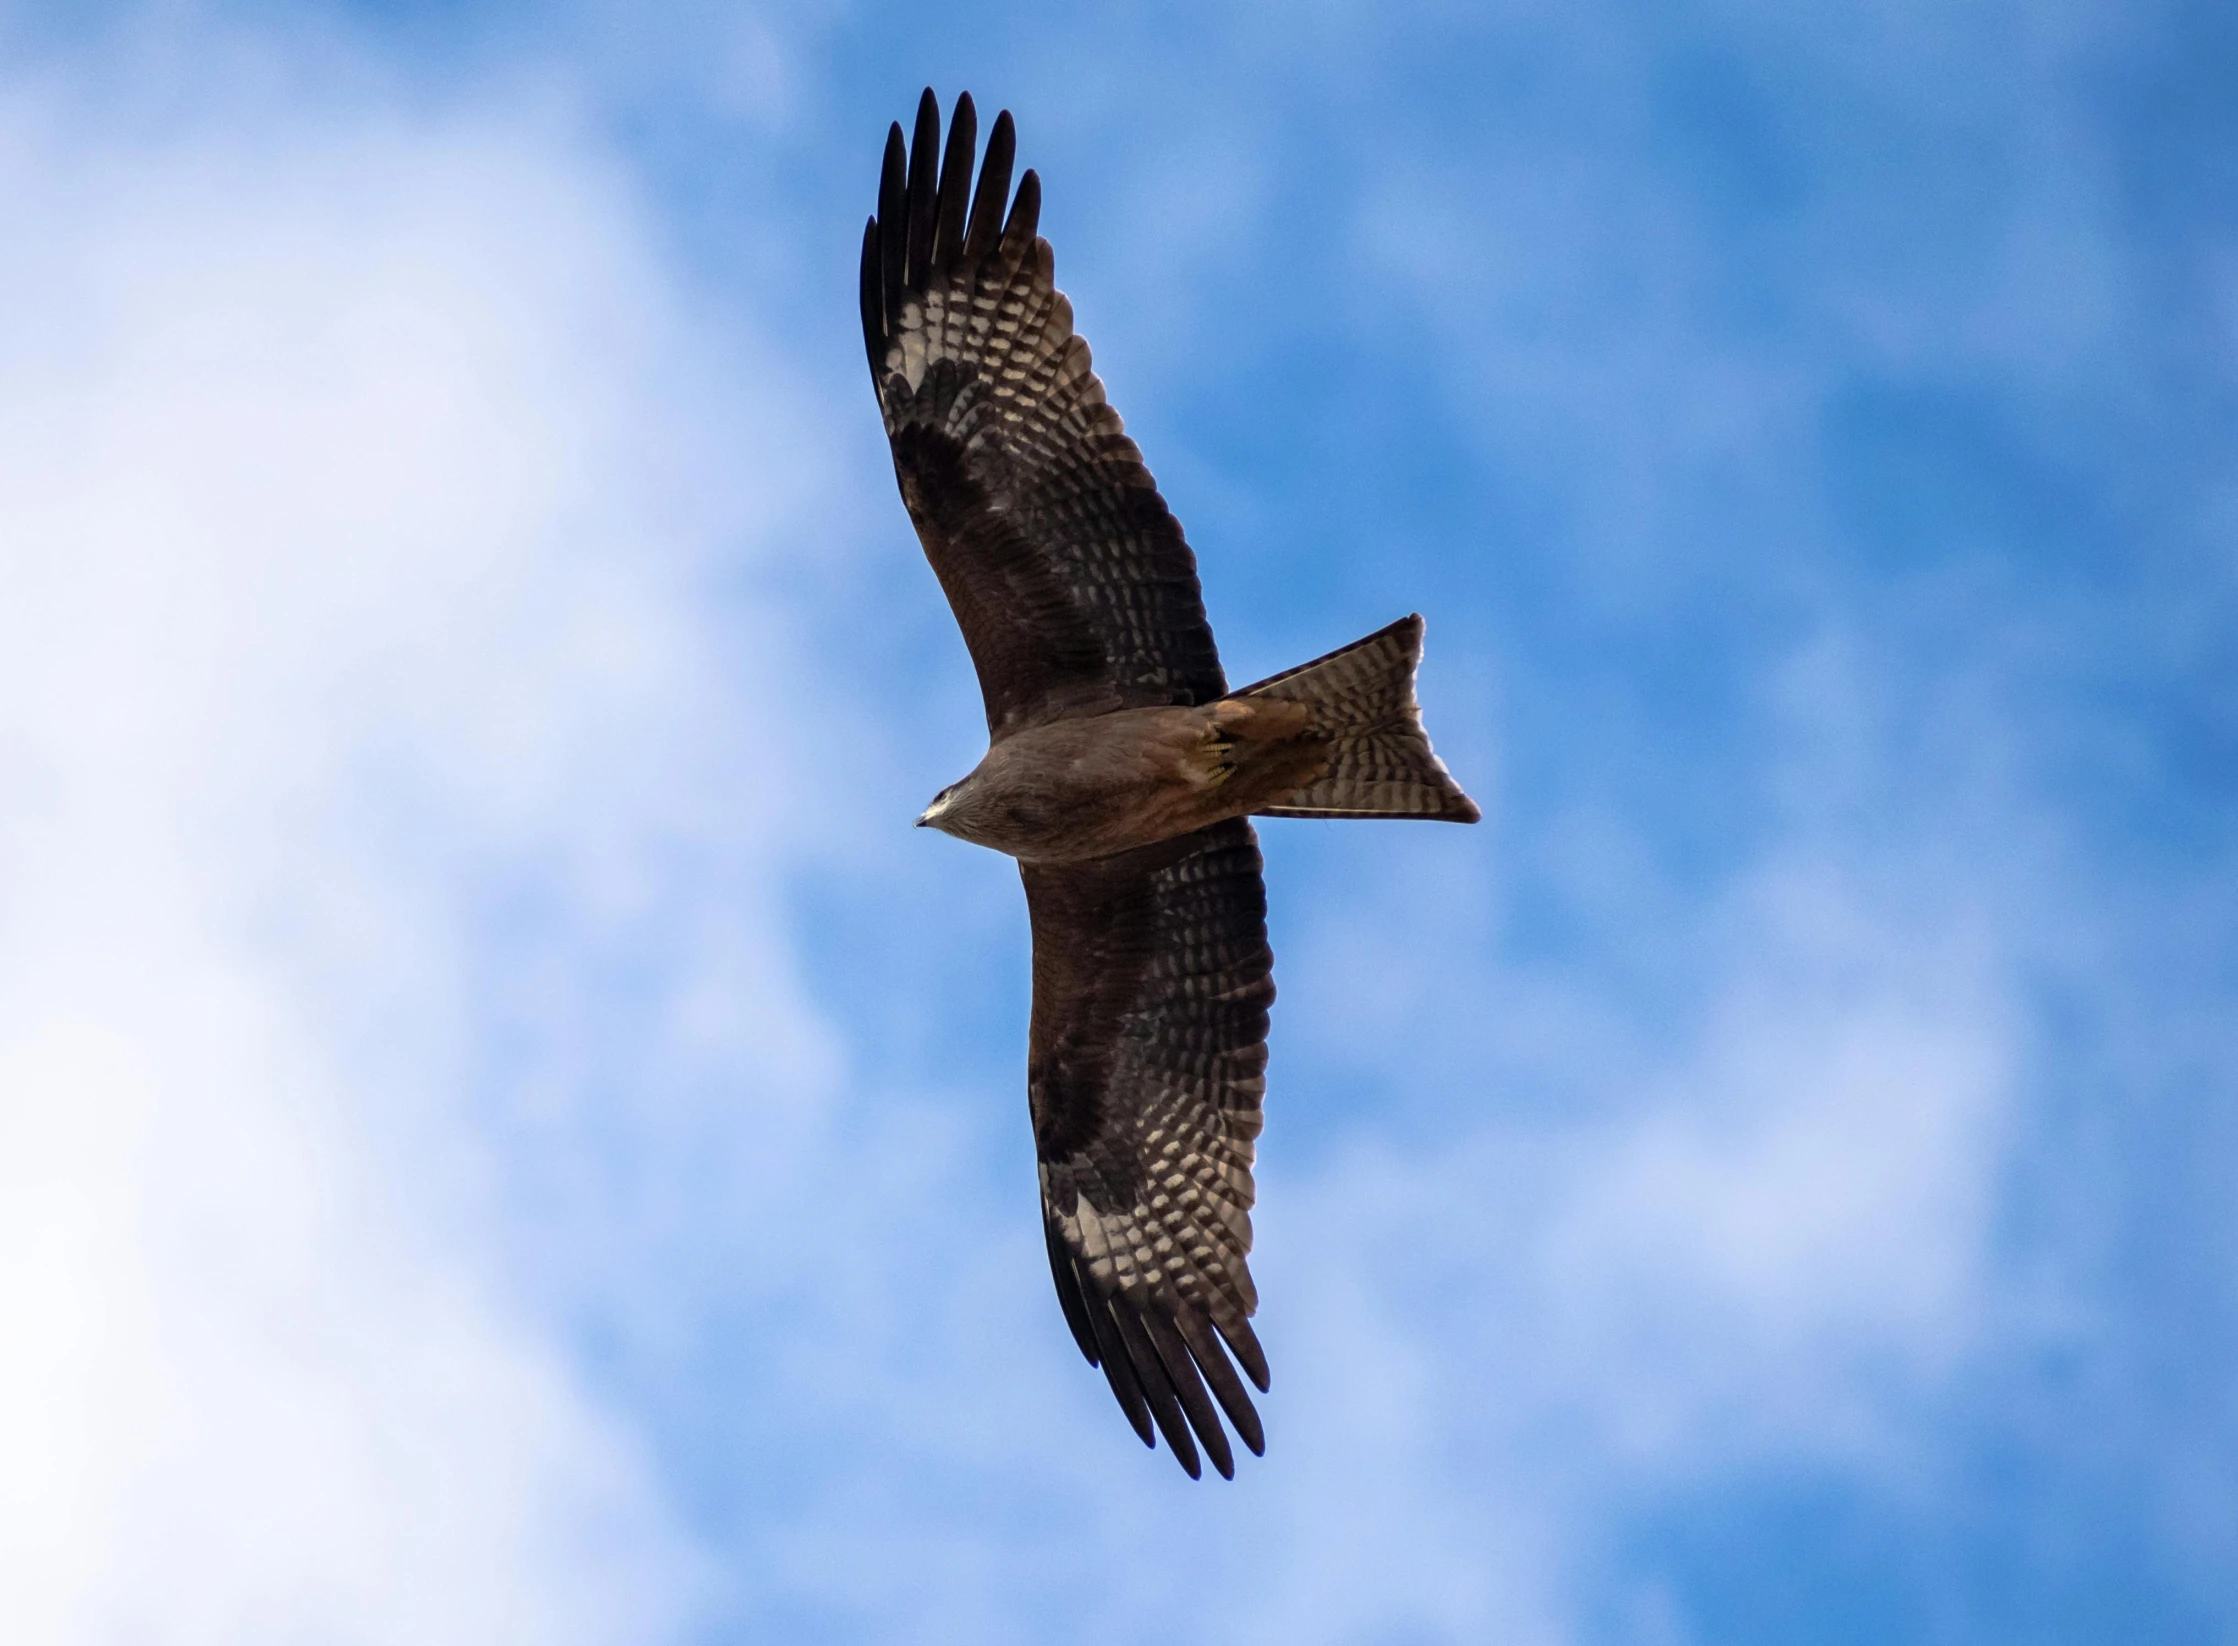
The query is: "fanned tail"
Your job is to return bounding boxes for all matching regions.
[1235,615,1481,822]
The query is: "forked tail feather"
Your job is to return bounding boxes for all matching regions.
[1233,614,1480,822]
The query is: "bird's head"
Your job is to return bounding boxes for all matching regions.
[916,777,969,836]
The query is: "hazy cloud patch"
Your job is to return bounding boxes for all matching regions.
[0,46,834,1643]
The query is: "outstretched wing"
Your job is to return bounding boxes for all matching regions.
[863,89,1227,740]
[1020,819,1273,1479]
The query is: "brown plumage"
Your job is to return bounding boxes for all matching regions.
[865,89,1479,1479]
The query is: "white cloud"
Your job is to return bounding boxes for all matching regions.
[1530,863,2008,1458]
[0,46,834,1645]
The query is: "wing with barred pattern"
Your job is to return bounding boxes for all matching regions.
[1019,819,1273,1479]
[862,89,1227,740]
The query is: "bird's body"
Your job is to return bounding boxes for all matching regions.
[864,89,1479,1479]
[919,694,1323,861]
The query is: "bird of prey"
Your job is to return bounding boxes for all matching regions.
[862,89,1479,1479]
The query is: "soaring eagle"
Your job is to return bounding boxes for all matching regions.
[862,90,1479,1479]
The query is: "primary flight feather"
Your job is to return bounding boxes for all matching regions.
[864,89,1479,1479]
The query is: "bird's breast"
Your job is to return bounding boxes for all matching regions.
[960,706,1240,862]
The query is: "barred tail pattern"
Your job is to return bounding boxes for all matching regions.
[1236,615,1481,822]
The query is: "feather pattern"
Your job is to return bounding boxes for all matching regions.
[864,90,1227,740]
[1021,820,1273,1478]
[1240,614,1483,821]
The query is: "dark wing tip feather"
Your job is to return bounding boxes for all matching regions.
[858,217,883,378]
[904,89,941,291]
[932,91,976,274]
[1001,168,1042,261]
[876,122,906,363]
[1044,1219,1101,1363]
[1219,1316,1271,1394]
[964,108,1016,264]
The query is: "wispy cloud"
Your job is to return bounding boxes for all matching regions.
[0,38,838,1640]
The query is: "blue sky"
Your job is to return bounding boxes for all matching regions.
[2,1,2232,1641]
